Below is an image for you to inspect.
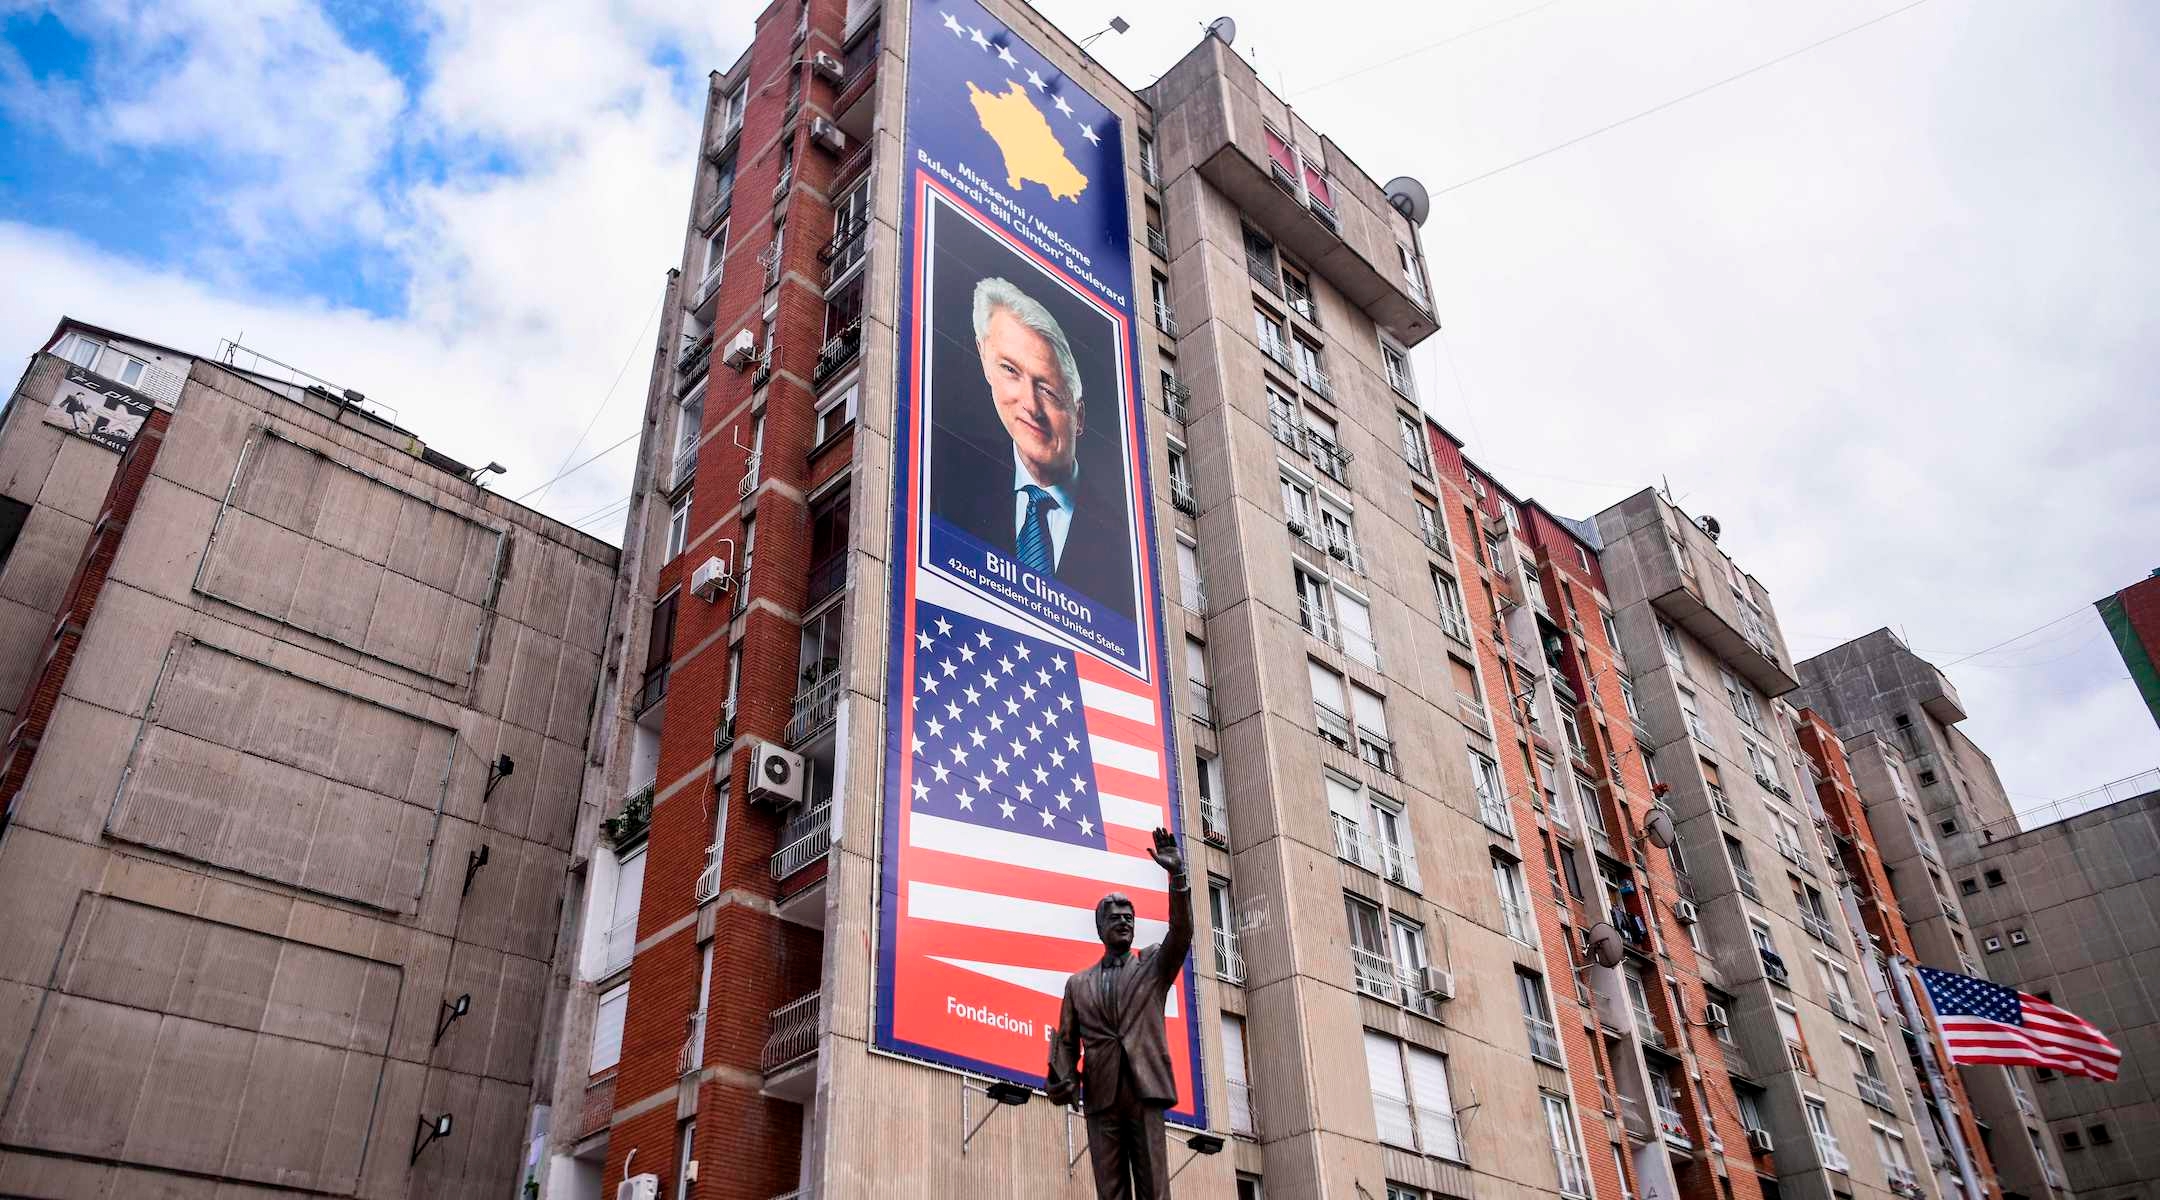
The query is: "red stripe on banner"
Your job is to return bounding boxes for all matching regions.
[910,920,1121,971]
[1094,762,1169,804]
[1076,652,1157,697]
[909,847,1173,918]
[1084,707,1163,749]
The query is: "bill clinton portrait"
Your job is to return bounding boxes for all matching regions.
[927,269,1138,626]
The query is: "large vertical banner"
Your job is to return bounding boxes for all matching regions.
[876,0,1203,1127]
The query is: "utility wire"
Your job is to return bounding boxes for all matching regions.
[1295,0,1573,96]
[1939,607,2095,669]
[511,429,644,504]
[1433,0,1934,197]
[533,293,665,506]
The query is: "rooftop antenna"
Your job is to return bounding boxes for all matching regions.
[1078,16,1129,47]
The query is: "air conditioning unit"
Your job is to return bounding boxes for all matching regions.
[810,117,846,154]
[1673,898,1700,924]
[617,1175,660,1200]
[811,50,845,83]
[748,740,805,807]
[1747,1127,1775,1154]
[1704,1001,1730,1028]
[1418,967,1456,1002]
[722,329,758,368]
[690,556,733,602]
[1285,516,1310,540]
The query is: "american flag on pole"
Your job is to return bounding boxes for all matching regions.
[880,598,1199,1118]
[1916,965,2122,1081]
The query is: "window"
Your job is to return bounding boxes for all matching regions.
[1721,667,1763,729]
[600,846,647,978]
[1254,307,1290,365]
[1352,683,1394,773]
[1494,855,1537,946]
[1623,964,1655,1033]
[1347,894,1394,1000]
[815,380,858,444]
[2009,929,2027,946]
[1452,655,1488,728]
[1364,1032,1462,1159]
[1678,687,1712,744]
[1736,1088,1767,1133]
[1337,587,1374,666]
[1959,877,1980,896]
[1296,567,1334,642]
[1281,471,1317,536]
[1775,1002,1810,1072]
[1398,411,1431,475]
[1560,846,1586,900]
[591,981,630,1073]
[2060,1129,2083,1151]
[1726,834,1758,897]
[1918,769,1937,786]
[1293,336,1327,393]
[1559,706,1588,762]
[1470,750,1510,835]
[1541,1092,1591,1197]
[1391,915,1432,1008]
[1304,406,1346,481]
[1773,810,1808,864]
[1745,738,1783,790]
[1804,1097,1845,1168]
[1318,497,1359,569]
[1167,444,1193,507]
[1398,241,1430,310]
[1851,1040,1892,1108]
[666,494,691,559]
[1152,273,1176,335]
[1518,971,1562,1064]
[1382,340,1413,398]
[1576,774,1607,837]
[2087,1123,2111,1145]
[1872,1125,1912,1187]
[1222,1013,1255,1135]
[1984,869,2005,888]
[1818,957,1859,1021]
[1177,537,1205,613]
[1599,609,1621,651]
[1416,498,1449,557]
[1659,620,1685,668]
[1432,569,1471,643]
[1619,676,1640,722]
[1310,660,1351,746]
[673,1120,697,1200]
[55,332,103,369]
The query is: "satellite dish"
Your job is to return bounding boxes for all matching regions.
[1206,16,1237,45]
[1384,175,1431,227]
[1643,808,1677,849]
[1584,922,1626,970]
[1698,514,1722,542]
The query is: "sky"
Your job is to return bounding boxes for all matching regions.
[1,0,2154,818]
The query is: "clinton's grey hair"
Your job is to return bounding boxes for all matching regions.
[971,276,1083,410]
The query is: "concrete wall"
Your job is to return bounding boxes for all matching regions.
[0,356,617,1199]
[1968,793,2160,1200]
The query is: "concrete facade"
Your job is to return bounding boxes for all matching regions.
[1593,492,1941,1200]
[1797,632,2070,1200]
[1966,790,2160,1200]
[0,327,618,1198]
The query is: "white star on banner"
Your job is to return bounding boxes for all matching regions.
[997,45,1017,67]
[1025,68,1047,90]
[1078,816,1095,837]
[917,631,932,650]
[942,11,964,35]
[1081,124,1099,145]
[1053,94,1074,117]
[936,617,953,637]
[1039,809,1056,828]
[969,27,990,50]
[999,798,1017,820]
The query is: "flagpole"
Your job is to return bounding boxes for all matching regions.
[1889,955,1988,1200]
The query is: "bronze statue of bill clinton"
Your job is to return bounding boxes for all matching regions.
[1046,827,1192,1199]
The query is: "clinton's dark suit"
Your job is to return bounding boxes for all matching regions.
[1051,873,1193,1199]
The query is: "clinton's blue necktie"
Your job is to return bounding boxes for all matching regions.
[1018,485,1058,573]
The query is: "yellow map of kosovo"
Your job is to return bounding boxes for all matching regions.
[967,80,1088,202]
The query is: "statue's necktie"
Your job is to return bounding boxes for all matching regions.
[1018,485,1058,574]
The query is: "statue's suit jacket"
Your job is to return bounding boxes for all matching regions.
[1052,874,1193,1110]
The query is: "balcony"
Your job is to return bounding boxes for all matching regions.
[1760,947,1790,987]
[805,553,848,609]
[1199,793,1228,845]
[772,802,833,880]
[1315,701,1351,749]
[1350,945,1398,1001]
[1161,374,1191,425]
[1618,1095,1653,1143]
[1647,576,1798,698]
[786,670,842,744]
[1146,225,1169,259]
[819,213,869,272]
[1306,435,1349,484]
[1478,793,1513,838]
[668,442,698,494]
[1246,250,1281,295]
[1812,1133,1849,1173]
[1886,1166,1921,1195]
[1800,911,1838,944]
[677,331,714,389]
[695,842,722,903]
[1187,679,1215,728]
[696,184,732,234]
[1287,290,1319,327]
[1735,865,1761,901]
[1257,330,1294,373]
[1154,301,1178,338]
[813,320,863,384]
[689,265,726,313]
[1213,926,1247,984]
[761,992,819,1101]
[1457,697,1494,740]
[1655,1102,1692,1149]
[636,662,669,716]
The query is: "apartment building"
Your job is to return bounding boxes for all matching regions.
[1593,493,1939,1200]
[1798,632,2070,1200]
[0,319,618,1197]
[1964,783,2160,1200]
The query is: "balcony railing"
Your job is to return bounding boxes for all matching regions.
[637,663,669,715]
[1350,945,1398,1001]
[1801,911,1838,944]
[1655,1102,1691,1148]
[1734,865,1761,901]
[1146,225,1170,258]
[1457,697,1494,740]
[786,670,843,743]
[772,802,834,879]
[1170,477,1197,514]
[1287,291,1319,327]
[695,842,722,903]
[1155,302,1178,338]
[1187,679,1215,728]
[761,993,820,1074]
[1826,993,1857,1024]
[1478,792,1513,837]
[1308,436,1349,484]
[1438,607,1472,645]
[1161,375,1191,424]
[1760,947,1790,986]
[1501,898,1537,946]
[1246,251,1281,295]
[1258,330,1294,372]
[1813,1133,1849,1173]
[1299,594,1336,646]
[1525,1014,1563,1064]
[1618,1094,1652,1142]
[813,320,863,384]
[1228,1077,1255,1137]
[690,265,726,312]
[1180,577,1208,615]
[1213,926,1247,984]
[1885,1166,1920,1194]
[1200,793,1228,845]
[1332,813,1366,867]
[601,913,638,977]
[677,331,715,383]
[1298,362,1334,402]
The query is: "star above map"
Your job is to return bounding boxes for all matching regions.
[934,2,1115,203]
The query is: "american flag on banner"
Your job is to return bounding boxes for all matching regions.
[1916,965,2122,1081]
[883,598,1197,1115]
